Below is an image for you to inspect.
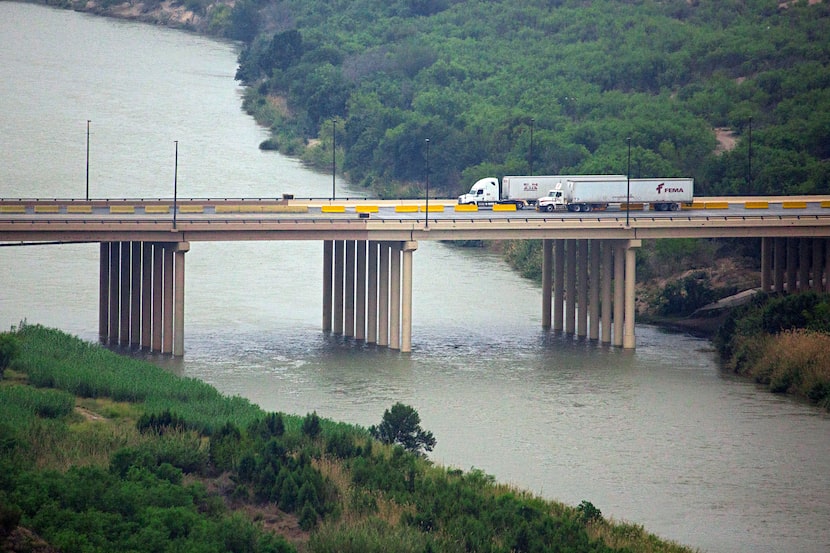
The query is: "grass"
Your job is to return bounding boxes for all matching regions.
[739,330,830,409]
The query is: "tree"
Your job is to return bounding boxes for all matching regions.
[0,333,21,379]
[369,403,436,457]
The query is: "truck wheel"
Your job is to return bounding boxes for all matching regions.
[670,203,680,211]
[572,204,582,212]
[584,204,593,212]
[545,204,554,213]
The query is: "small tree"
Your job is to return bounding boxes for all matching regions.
[0,333,21,379]
[369,402,436,457]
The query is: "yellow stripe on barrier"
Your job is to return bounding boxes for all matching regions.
[0,205,26,213]
[744,201,769,209]
[355,205,379,213]
[67,205,93,214]
[180,205,204,214]
[110,205,135,214]
[420,204,445,212]
[821,200,830,208]
[394,205,419,213]
[145,205,170,214]
[683,201,705,210]
[492,203,517,212]
[454,204,478,212]
[321,205,346,213]
[215,205,241,213]
[620,203,644,211]
[782,201,807,209]
[704,201,729,209]
[34,205,60,213]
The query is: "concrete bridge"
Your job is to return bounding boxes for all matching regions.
[2,196,829,355]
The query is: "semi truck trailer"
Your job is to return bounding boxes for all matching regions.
[457,175,626,208]
[535,177,694,212]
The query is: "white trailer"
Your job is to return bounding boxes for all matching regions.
[536,177,694,212]
[458,175,625,209]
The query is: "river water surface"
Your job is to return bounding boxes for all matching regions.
[1,5,829,553]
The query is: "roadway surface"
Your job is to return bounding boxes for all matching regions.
[2,197,829,243]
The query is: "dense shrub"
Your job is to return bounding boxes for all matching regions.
[716,292,830,408]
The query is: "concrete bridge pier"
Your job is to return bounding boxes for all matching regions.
[322,239,417,353]
[98,241,188,356]
[541,238,639,349]
[762,237,829,293]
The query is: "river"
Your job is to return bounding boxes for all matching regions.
[1,4,829,552]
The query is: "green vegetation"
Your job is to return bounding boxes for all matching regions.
[715,292,830,409]
[0,325,698,552]
[214,0,829,198]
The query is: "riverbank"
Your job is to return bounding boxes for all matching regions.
[0,325,699,553]
[36,0,223,33]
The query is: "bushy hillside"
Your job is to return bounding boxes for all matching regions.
[220,0,829,196]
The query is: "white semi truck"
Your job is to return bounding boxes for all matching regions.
[457,175,626,209]
[535,177,694,212]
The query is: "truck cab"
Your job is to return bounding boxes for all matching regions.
[458,178,499,206]
[536,190,565,212]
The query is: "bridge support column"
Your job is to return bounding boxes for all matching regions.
[613,241,625,347]
[152,243,163,352]
[130,242,142,347]
[786,237,798,292]
[141,243,152,350]
[565,239,576,334]
[774,237,786,293]
[799,238,810,292]
[577,240,589,338]
[162,244,174,354]
[623,240,640,350]
[367,241,379,344]
[400,241,417,353]
[344,240,356,337]
[811,238,823,292]
[172,242,188,357]
[356,241,367,341]
[553,239,565,332]
[600,240,613,345]
[389,242,401,351]
[98,242,110,343]
[119,241,131,346]
[542,239,552,330]
[378,242,390,347]
[589,240,600,341]
[106,241,119,345]
[322,241,333,332]
[333,240,345,335]
[760,237,772,292]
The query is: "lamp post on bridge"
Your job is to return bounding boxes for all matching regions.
[626,137,631,227]
[529,118,534,176]
[173,140,178,230]
[748,116,753,194]
[332,118,336,200]
[85,120,90,201]
[424,138,430,228]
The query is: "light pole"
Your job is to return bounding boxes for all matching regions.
[332,118,337,200]
[748,116,752,194]
[425,138,430,228]
[173,140,178,230]
[626,137,631,227]
[85,120,90,201]
[529,118,534,176]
